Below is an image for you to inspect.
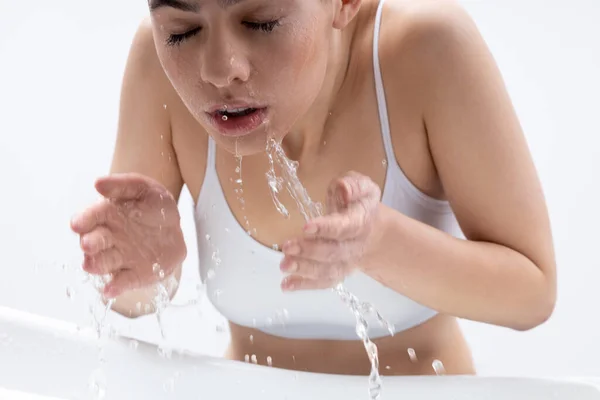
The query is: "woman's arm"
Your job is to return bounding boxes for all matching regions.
[363,3,556,331]
[103,18,186,318]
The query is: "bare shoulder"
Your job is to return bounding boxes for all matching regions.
[381,0,478,38]
[111,16,186,200]
[124,17,176,99]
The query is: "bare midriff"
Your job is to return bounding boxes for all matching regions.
[225,314,476,376]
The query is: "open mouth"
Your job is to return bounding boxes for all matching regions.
[214,107,259,119]
[207,106,268,136]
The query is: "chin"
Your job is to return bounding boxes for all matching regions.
[210,127,275,157]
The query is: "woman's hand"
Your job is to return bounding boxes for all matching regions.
[280,171,382,291]
[70,173,187,298]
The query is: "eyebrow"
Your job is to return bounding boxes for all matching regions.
[148,0,247,12]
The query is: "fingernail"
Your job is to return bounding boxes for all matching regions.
[343,181,352,197]
[70,214,81,229]
[284,242,300,256]
[304,224,318,235]
[282,278,295,291]
[281,260,298,273]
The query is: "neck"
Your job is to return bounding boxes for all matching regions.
[281,20,358,163]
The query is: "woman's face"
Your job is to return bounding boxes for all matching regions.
[150,0,335,155]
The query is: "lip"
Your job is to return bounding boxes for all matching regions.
[206,106,269,137]
[206,101,264,114]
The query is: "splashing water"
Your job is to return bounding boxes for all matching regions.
[432,359,446,375]
[407,348,418,363]
[265,138,395,400]
[152,263,173,340]
[88,368,107,400]
[234,141,253,234]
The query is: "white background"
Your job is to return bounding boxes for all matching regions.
[0,0,598,378]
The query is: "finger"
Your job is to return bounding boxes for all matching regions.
[326,172,380,213]
[95,173,154,201]
[281,275,336,292]
[282,238,353,263]
[341,171,381,204]
[70,200,113,234]
[304,201,372,240]
[280,256,347,281]
[80,226,114,255]
[103,268,146,298]
[82,248,124,275]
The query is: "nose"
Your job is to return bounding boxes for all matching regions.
[200,31,250,88]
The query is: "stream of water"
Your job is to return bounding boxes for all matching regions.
[265,137,395,400]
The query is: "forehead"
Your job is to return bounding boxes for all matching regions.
[148,0,250,12]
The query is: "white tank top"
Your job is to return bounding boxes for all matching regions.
[193,0,464,340]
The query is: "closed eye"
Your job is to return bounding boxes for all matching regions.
[166,27,201,46]
[243,20,280,33]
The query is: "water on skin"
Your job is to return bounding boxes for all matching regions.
[265,137,395,400]
[432,359,446,375]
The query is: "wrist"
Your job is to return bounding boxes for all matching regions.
[360,202,393,274]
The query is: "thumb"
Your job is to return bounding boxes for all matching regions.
[103,268,145,298]
[95,173,153,201]
[327,176,355,213]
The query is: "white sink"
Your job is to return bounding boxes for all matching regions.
[0,306,598,400]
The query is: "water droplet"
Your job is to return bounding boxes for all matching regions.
[432,359,445,375]
[205,234,211,241]
[158,270,165,279]
[88,369,107,400]
[157,346,173,359]
[129,340,139,350]
[0,333,13,346]
[244,354,250,363]
[385,365,391,370]
[222,115,228,121]
[152,263,161,273]
[267,356,273,366]
[382,159,387,166]
[249,335,254,344]
[163,104,167,110]
[272,244,279,251]
[207,269,216,280]
[211,251,221,266]
[251,354,258,364]
[407,348,418,363]
[163,377,175,393]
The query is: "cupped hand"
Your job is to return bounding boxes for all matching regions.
[279,171,382,291]
[70,173,186,298]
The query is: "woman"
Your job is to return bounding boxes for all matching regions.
[70,0,557,376]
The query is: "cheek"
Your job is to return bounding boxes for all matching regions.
[259,23,328,105]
